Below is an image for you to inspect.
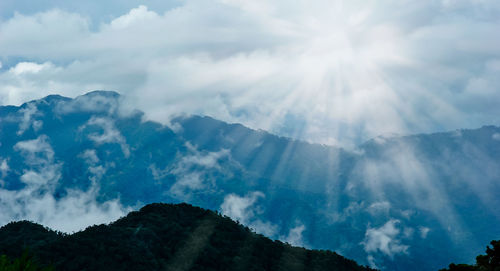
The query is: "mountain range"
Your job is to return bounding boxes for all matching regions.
[0,91,499,270]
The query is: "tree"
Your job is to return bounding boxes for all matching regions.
[440,240,500,271]
[0,251,53,271]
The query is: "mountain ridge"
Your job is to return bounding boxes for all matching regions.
[5,90,499,148]
[0,202,375,271]
[1,91,499,270]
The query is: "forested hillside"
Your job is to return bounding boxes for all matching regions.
[0,203,375,271]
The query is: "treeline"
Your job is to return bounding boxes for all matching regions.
[0,203,375,271]
[440,240,499,271]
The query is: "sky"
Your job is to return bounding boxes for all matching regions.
[1,0,500,147]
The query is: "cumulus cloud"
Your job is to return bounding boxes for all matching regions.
[0,135,128,232]
[362,219,409,258]
[220,191,278,236]
[0,1,499,146]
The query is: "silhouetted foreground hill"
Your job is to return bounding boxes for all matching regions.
[0,203,375,271]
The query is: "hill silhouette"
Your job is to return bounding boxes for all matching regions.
[0,203,375,271]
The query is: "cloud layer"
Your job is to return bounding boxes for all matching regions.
[1,0,500,145]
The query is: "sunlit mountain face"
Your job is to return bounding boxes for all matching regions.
[1,1,500,270]
[0,91,499,270]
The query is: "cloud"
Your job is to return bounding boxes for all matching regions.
[282,222,306,247]
[368,201,391,216]
[0,135,129,232]
[0,158,9,187]
[327,201,365,223]
[0,159,8,177]
[81,116,130,158]
[493,133,500,141]
[419,226,430,239]
[220,191,263,223]
[79,149,107,182]
[155,143,232,199]
[362,219,409,258]
[354,140,465,236]
[79,149,100,165]
[17,102,43,135]
[55,91,120,115]
[14,136,58,188]
[10,62,53,75]
[109,5,159,29]
[0,1,499,146]
[220,191,278,236]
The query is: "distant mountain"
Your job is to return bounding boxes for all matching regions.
[0,91,499,270]
[0,203,375,271]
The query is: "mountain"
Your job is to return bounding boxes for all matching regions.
[0,91,499,270]
[0,203,375,271]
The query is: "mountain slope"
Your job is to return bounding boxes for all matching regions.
[0,203,374,271]
[0,91,499,270]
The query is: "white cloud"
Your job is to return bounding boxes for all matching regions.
[81,116,130,157]
[80,149,100,165]
[419,226,430,239]
[14,135,55,167]
[493,133,500,141]
[367,255,378,270]
[0,159,9,185]
[0,159,9,175]
[109,5,159,29]
[158,143,231,199]
[79,149,106,183]
[282,223,306,247]
[17,102,43,135]
[1,135,129,232]
[169,172,205,197]
[10,62,53,75]
[0,1,499,145]
[181,143,230,169]
[327,201,365,223]
[362,219,409,258]
[368,201,391,216]
[0,186,127,233]
[55,91,120,115]
[221,191,263,223]
[220,191,278,236]
[355,141,464,236]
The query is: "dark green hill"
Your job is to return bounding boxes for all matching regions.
[0,203,375,271]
